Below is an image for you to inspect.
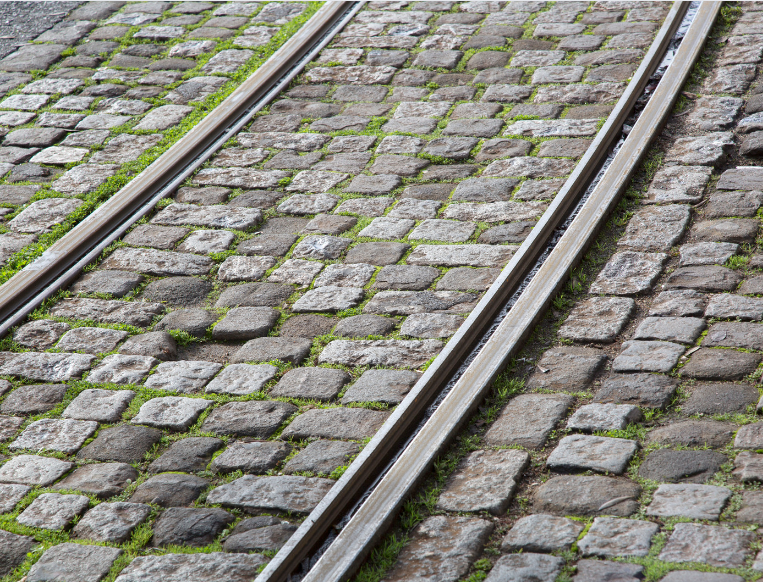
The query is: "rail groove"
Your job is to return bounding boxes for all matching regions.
[0,0,362,337]
[254,2,719,582]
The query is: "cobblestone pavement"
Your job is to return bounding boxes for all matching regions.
[0,0,680,579]
[0,0,314,280]
[0,2,81,59]
[370,2,763,582]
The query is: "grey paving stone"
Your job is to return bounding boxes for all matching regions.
[612,340,685,373]
[149,436,223,474]
[661,573,743,582]
[223,522,297,553]
[681,347,761,380]
[152,202,261,231]
[270,367,350,402]
[647,419,735,448]
[633,316,706,344]
[340,369,418,405]
[333,314,397,338]
[9,198,83,234]
[152,507,235,548]
[644,166,712,204]
[650,290,709,317]
[594,373,677,409]
[679,242,738,266]
[0,383,67,415]
[211,307,278,341]
[572,561,645,582]
[278,314,336,339]
[693,218,760,243]
[215,282,293,308]
[56,327,127,354]
[72,502,150,544]
[567,403,641,432]
[400,313,463,338]
[590,251,667,295]
[0,412,21,440]
[659,523,753,568]
[526,346,607,392]
[17,492,89,530]
[358,217,414,240]
[558,296,634,343]
[154,308,217,338]
[101,247,212,277]
[231,337,313,365]
[534,474,641,517]
[144,360,221,393]
[0,529,35,576]
[87,355,158,385]
[385,516,493,582]
[0,454,72,486]
[735,422,763,450]
[114,553,267,582]
[314,263,374,289]
[688,96,744,132]
[618,205,691,252]
[53,462,137,499]
[283,440,359,475]
[71,270,144,298]
[13,319,69,350]
[193,166,289,189]
[281,407,388,440]
[437,449,528,515]
[78,424,162,463]
[177,230,236,255]
[318,338,441,368]
[124,224,189,250]
[666,265,743,292]
[483,393,571,449]
[666,133,735,166]
[703,321,763,351]
[132,396,212,431]
[683,382,758,415]
[734,451,763,484]
[1,352,94,383]
[292,235,351,261]
[202,400,296,438]
[406,244,514,268]
[484,553,563,582]
[578,517,658,558]
[11,418,97,454]
[0,482,29,511]
[707,191,763,219]
[204,363,277,396]
[501,514,583,553]
[647,483,731,521]
[547,435,637,475]
[210,441,291,474]
[302,214,357,236]
[206,474,333,514]
[434,267,499,292]
[27,543,122,582]
[119,331,177,361]
[640,449,727,484]
[364,290,475,316]
[130,473,209,508]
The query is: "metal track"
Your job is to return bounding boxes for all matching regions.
[255,2,716,581]
[0,0,362,337]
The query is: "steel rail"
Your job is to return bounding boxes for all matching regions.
[0,0,363,337]
[256,3,700,582]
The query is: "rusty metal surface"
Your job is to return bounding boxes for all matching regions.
[255,3,714,582]
[0,1,361,336]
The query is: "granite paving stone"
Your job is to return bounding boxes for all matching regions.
[484,553,563,582]
[594,373,678,409]
[149,437,223,474]
[501,514,584,553]
[130,473,209,508]
[202,400,296,438]
[578,518,658,558]
[132,396,212,431]
[437,449,529,515]
[0,529,35,576]
[210,441,291,474]
[72,502,150,543]
[283,440,360,475]
[547,435,637,474]
[53,462,137,499]
[617,205,691,252]
[10,418,97,454]
[231,336,313,364]
[87,355,158,385]
[144,360,222,393]
[558,297,635,343]
[281,407,388,440]
[215,282,293,308]
[0,352,95,383]
[659,523,753,568]
[567,403,642,432]
[648,483,731,520]
[633,316,706,344]
[78,424,162,464]
[13,319,70,350]
[679,242,738,266]
[10,198,83,234]
[270,367,351,401]
[533,474,641,517]
[56,327,128,354]
[640,449,727,484]
[17,492,90,530]
[526,346,607,392]
[113,553,267,582]
[27,544,122,582]
[0,455,72,486]
[151,507,235,548]
[1,383,68,415]
[612,340,685,373]
[206,475,333,514]
[693,218,760,243]
[71,270,144,298]
[223,522,297,553]
[573,561,645,582]
[590,251,668,295]
[384,516,493,582]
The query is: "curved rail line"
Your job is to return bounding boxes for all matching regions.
[255,2,721,582]
[0,0,363,337]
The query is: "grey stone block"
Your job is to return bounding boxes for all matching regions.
[130,473,208,508]
[201,401,297,438]
[206,475,333,514]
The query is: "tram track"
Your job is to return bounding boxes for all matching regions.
[262,2,719,581]
[0,1,723,580]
